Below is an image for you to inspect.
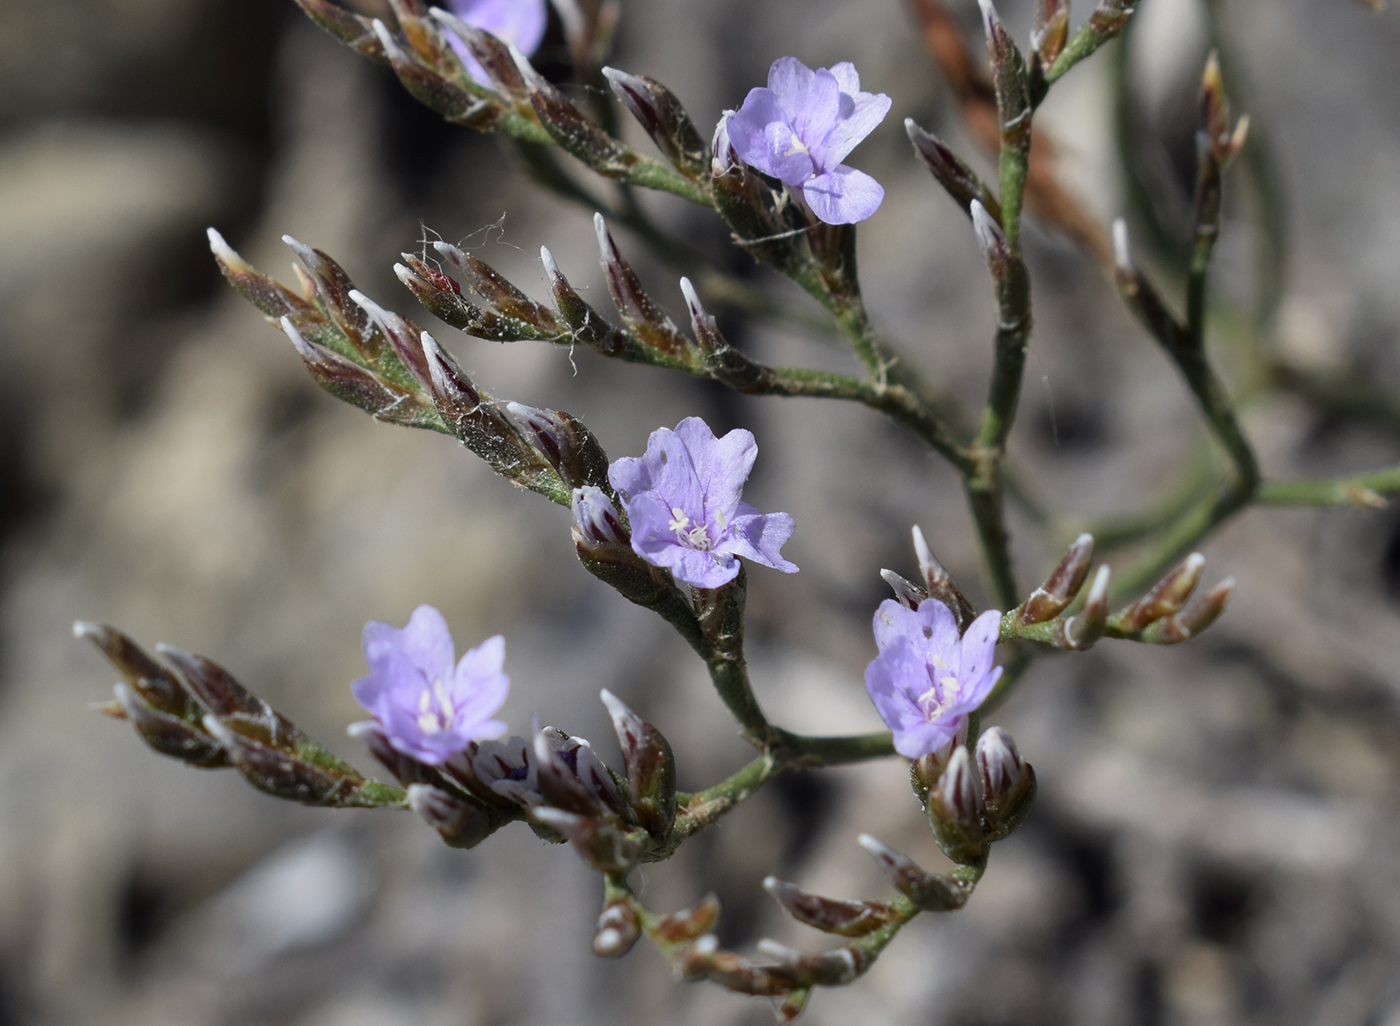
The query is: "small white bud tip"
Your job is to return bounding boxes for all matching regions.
[592,212,615,254]
[279,316,319,361]
[393,263,416,286]
[370,19,405,61]
[72,620,100,640]
[206,227,239,264]
[761,876,781,895]
[757,939,797,962]
[540,246,559,278]
[693,935,719,956]
[1184,553,1206,573]
[1073,532,1094,549]
[857,833,892,857]
[1112,218,1132,273]
[679,276,702,312]
[1087,564,1111,603]
[346,720,378,739]
[977,0,1002,30]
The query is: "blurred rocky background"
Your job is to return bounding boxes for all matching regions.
[3,0,1400,1023]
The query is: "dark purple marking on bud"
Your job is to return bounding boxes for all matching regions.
[432,242,559,330]
[592,899,642,957]
[762,877,893,937]
[1019,532,1095,625]
[283,234,375,347]
[349,289,434,390]
[74,621,194,718]
[678,277,774,391]
[278,317,412,419]
[602,66,709,178]
[540,247,626,355]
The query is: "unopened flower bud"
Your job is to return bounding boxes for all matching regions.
[503,402,610,490]
[1059,564,1110,649]
[514,51,633,174]
[904,119,1001,221]
[370,18,479,121]
[762,877,891,937]
[975,727,1036,839]
[600,689,677,844]
[755,938,866,986]
[602,67,709,178]
[1140,577,1235,644]
[1031,0,1070,65]
[531,806,643,873]
[540,247,624,354]
[407,783,508,849]
[592,899,642,957]
[926,746,985,864]
[908,724,965,803]
[1115,553,1205,633]
[427,6,526,97]
[1019,533,1095,625]
[593,214,694,364]
[112,681,230,767]
[857,834,970,911]
[349,289,432,389]
[203,715,369,807]
[572,486,628,548]
[650,893,722,943]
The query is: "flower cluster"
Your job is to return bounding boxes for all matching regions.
[725,57,891,224]
[864,599,1003,759]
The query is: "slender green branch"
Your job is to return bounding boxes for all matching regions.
[1256,465,1400,507]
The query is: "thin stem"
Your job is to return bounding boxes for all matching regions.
[1256,465,1400,507]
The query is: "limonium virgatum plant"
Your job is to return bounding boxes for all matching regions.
[74,0,1400,1019]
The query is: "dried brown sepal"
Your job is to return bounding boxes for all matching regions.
[156,644,293,747]
[650,893,722,944]
[857,834,973,911]
[602,67,709,178]
[74,622,195,719]
[593,214,697,366]
[762,877,894,937]
[1017,532,1094,625]
[904,119,1003,222]
[1112,553,1205,634]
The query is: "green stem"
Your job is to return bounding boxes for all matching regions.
[1256,465,1400,506]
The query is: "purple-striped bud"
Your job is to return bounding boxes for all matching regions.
[602,67,709,178]
[912,525,978,631]
[407,783,505,849]
[905,119,1002,221]
[975,727,1036,838]
[600,689,677,843]
[926,746,986,864]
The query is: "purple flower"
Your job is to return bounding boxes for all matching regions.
[724,57,892,225]
[607,417,797,589]
[443,0,548,85]
[352,605,509,764]
[864,599,1003,759]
